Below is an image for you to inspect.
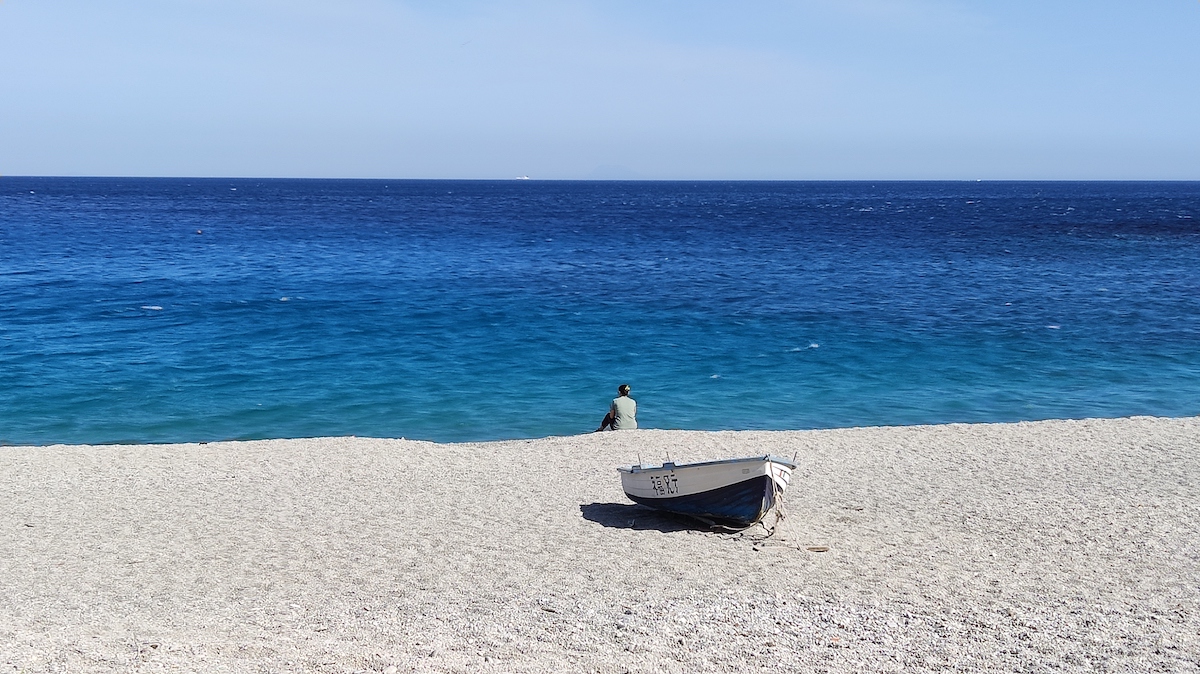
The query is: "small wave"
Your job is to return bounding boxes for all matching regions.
[1047,325,1060,329]
[710,374,720,379]
[141,305,163,311]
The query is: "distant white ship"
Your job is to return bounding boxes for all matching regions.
[515,175,531,180]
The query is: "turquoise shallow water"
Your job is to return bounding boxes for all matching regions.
[2,178,1198,444]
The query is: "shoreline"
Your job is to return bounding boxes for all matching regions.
[9,412,1200,450]
[3,416,1198,672]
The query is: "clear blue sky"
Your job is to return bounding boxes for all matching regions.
[3,1,1198,179]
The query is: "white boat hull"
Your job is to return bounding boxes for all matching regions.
[618,456,795,527]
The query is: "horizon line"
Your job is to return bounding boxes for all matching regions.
[5,175,1200,183]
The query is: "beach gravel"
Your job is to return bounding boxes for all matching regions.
[2,416,1198,672]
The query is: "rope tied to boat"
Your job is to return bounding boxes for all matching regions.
[712,477,788,540]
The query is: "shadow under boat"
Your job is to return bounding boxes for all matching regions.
[579,502,706,532]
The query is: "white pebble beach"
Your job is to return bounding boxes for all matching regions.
[2,416,1198,673]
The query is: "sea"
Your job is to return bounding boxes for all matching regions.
[2,178,1198,445]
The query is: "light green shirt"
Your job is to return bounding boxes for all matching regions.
[610,396,637,430]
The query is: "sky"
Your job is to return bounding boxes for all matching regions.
[2,0,1198,180]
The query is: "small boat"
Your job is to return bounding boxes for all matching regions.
[618,455,796,528]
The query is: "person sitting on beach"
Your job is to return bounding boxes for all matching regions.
[596,384,636,431]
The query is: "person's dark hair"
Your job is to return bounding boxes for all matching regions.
[618,384,630,395]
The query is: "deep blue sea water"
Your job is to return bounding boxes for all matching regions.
[2,178,1198,445]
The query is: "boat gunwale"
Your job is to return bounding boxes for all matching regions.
[617,454,796,474]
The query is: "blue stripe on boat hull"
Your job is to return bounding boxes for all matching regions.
[625,475,776,527]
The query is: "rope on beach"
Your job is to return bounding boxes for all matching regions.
[758,481,788,540]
